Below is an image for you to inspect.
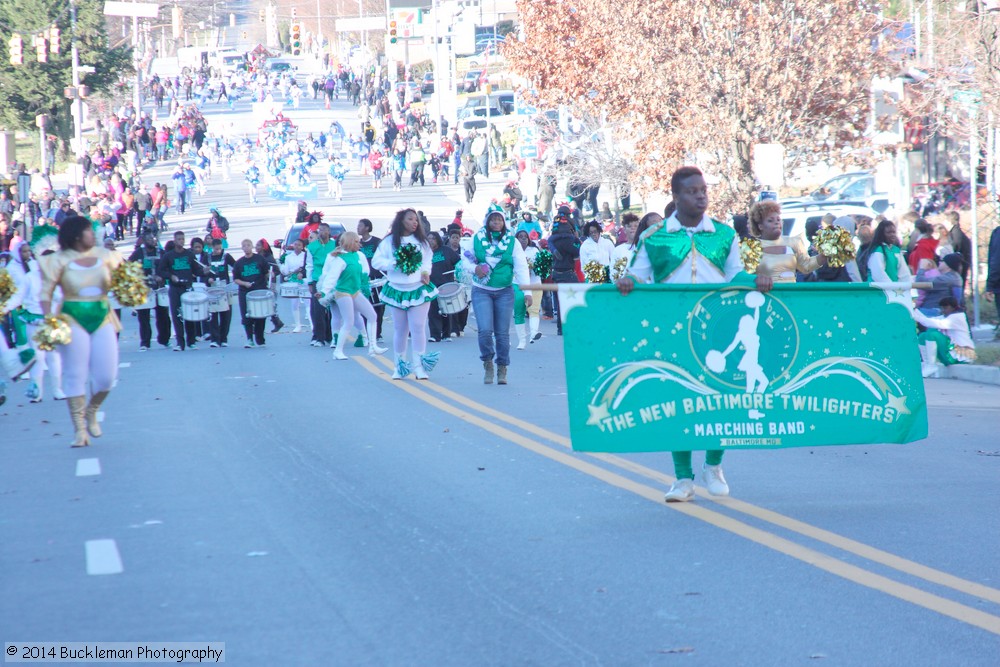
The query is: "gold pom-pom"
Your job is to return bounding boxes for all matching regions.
[814,226,857,268]
[110,261,150,308]
[32,315,72,351]
[0,269,15,313]
[740,238,763,274]
[583,260,610,284]
[611,256,629,281]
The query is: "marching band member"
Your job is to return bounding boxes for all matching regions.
[232,239,271,348]
[579,221,615,282]
[39,216,124,447]
[157,230,210,351]
[315,232,387,359]
[371,209,438,380]
[469,209,530,385]
[256,238,285,333]
[513,230,541,349]
[128,232,170,350]
[305,222,337,348]
[618,167,745,502]
[278,238,309,333]
[748,201,825,292]
[357,218,385,343]
[207,238,236,347]
[6,240,64,402]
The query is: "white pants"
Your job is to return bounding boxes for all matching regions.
[388,303,430,357]
[60,322,118,397]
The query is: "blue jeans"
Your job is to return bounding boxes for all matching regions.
[472,286,513,367]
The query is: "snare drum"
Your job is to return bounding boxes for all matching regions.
[437,282,469,315]
[279,282,301,298]
[180,291,210,321]
[226,282,240,306]
[133,290,154,310]
[155,287,170,308]
[246,289,276,318]
[297,284,313,299]
[207,287,229,313]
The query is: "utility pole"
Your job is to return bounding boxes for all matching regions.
[70,0,84,193]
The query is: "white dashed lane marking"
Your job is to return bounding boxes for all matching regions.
[75,458,101,477]
[85,539,123,575]
[118,362,131,368]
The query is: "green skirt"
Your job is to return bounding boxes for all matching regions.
[380,282,438,310]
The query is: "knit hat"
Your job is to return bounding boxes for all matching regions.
[942,253,963,272]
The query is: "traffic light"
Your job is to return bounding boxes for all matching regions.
[8,33,22,65]
[259,9,265,23]
[49,25,59,54]
[34,33,46,63]
[389,20,397,44]
[290,23,302,55]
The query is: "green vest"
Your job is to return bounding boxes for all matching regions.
[307,239,337,284]
[635,220,736,283]
[474,230,516,288]
[874,244,900,281]
[335,252,363,294]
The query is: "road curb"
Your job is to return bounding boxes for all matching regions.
[940,364,1000,386]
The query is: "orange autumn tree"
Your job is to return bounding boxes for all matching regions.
[505,0,899,214]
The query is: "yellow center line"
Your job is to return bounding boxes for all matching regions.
[369,355,1000,608]
[359,356,1000,635]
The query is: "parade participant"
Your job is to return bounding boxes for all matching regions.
[427,232,459,343]
[207,238,235,347]
[298,210,323,242]
[245,160,261,204]
[305,222,337,347]
[39,216,124,447]
[278,238,309,333]
[232,239,271,348]
[127,232,170,350]
[371,208,438,380]
[513,230,542,347]
[368,147,384,189]
[914,296,975,373]
[579,220,615,282]
[548,207,581,335]
[357,218,385,342]
[6,240,64,402]
[469,209,530,385]
[516,211,544,238]
[256,238,285,333]
[748,200,825,293]
[327,156,349,200]
[391,149,406,192]
[617,167,745,502]
[867,220,914,285]
[157,230,210,351]
[205,208,230,249]
[315,232,387,359]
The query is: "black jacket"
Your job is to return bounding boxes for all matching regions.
[548,225,581,272]
[986,227,1000,292]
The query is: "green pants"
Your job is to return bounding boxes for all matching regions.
[672,450,724,480]
[917,330,959,365]
[513,285,526,325]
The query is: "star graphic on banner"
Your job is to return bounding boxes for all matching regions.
[587,402,611,426]
[698,374,706,382]
[803,319,809,324]
[654,327,661,333]
[683,428,690,434]
[886,394,911,418]
[597,366,605,373]
[641,319,650,328]
[671,352,678,359]
[824,331,833,338]
[882,357,890,365]
[808,350,815,356]
[611,357,617,363]
[838,322,844,329]
[810,425,816,431]
[654,351,662,359]
[824,348,830,355]
[833,315,839,320]
[861,328,868,335]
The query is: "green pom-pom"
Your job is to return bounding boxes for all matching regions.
[394,243,423,275]
[533,249,553,280]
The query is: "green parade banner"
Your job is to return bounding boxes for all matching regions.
[560,283,928,452]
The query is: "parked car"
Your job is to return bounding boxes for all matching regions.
[783,171,881,205]
[777,202,880,239]
[461,69,484,93]
[458,105,504,121]
[275,222,346,250]
[421,72,434,95]
[395,81,422,102]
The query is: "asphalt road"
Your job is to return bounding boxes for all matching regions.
[2,86,1000,666]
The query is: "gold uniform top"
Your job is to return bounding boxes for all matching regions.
[40,247,123,334]
[758,236,820,283]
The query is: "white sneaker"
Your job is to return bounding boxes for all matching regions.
[517,339,527,350]
[702,465,730,497]
[292,325,303,333]
[413,366,428,380]
[664,478,695,502]
[53,389,66,400]
[333,350,348,360]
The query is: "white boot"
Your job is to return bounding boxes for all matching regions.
[1,346,35,382]
[529,316,541,343]
[412,349,428,380]
[292,304,303,333]
[921,341,941,378]
[367,322,387,355]
[515,323,527,350]
[332,325,350,360]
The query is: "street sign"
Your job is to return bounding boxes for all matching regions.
[518,144,538,159]
[514,94,537,116]
[517,126,536,143]
[103,1,159,18]
[952,89,982,107]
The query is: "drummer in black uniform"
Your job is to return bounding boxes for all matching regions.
[128,232,171,350]
[157,230,211,352]
[232,238,271,348]
[357,218,385,343]
[207,238,236,347]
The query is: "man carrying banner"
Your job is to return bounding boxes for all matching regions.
[616,166,745,503]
